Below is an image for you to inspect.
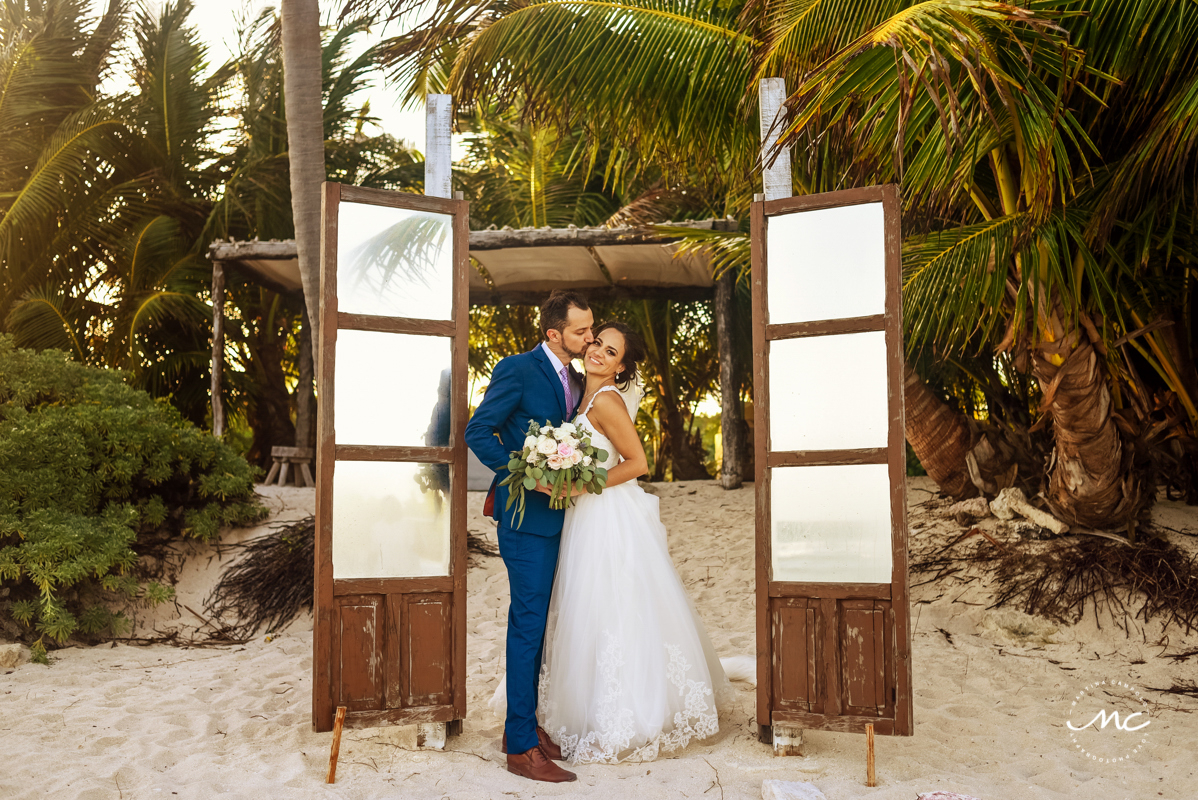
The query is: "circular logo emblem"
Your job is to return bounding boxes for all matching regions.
[1065,679,1154,765]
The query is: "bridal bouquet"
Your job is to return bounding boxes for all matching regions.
[499,419,609,526]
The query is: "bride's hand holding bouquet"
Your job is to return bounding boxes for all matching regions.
[499,419,609,526]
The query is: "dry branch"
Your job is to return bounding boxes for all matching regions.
[913,532,1198,634]
[203,517,315,638]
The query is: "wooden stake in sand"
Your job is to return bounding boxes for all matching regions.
[866,723,876,787]
[327,706,346,784]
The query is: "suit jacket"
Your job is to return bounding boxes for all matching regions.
[465,346,583,535]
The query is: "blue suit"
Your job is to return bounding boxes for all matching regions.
[465,346,582,754]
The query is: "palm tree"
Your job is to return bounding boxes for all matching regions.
[782,1,1198,526]
[281,0,325,351]
[3,0,223,422]
[367,0,1198,527]
[0,0,130,329]
[2,0,421,449]
[624,299,719,480]
[459,109,621,228]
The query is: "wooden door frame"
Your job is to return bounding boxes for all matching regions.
[313,183,470,732]
[752,184,913,737]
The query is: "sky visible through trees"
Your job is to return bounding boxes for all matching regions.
[88,0,431,148]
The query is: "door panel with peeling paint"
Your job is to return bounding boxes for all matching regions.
[752,186,913,738]
[314,185,469,733]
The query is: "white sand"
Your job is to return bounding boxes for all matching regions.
[2,480,1196,799]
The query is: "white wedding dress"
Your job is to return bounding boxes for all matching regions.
[534,384,729,764]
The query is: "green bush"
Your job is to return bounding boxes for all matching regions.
[0,337,266,661]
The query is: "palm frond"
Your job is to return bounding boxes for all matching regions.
[5,285,88,360]
[448,0,758,176]
[751,0,904,84]
[902,213,1031,354]
[1088,71,1198,243]
[0,99,136,266]
[776,0,1086,218]
[658,226,750,281]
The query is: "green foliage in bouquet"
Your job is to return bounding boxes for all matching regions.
[0,337,266,661]
[499,419,609,526]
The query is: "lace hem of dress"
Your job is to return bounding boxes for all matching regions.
[539,632,720,765]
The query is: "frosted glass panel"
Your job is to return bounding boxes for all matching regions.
[333,461,451,578]
[335,330,451,447]
[770,331,888,451]
[338,202,453,320]
[772,464,892,583]
[767,202,885,324]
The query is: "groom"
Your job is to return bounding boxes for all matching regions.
[465,290,593,783]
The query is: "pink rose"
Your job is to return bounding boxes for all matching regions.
[569,451,583,466]
[557,443,574,458]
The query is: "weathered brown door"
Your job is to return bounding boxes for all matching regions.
[313,184,469,733]
[752,185,913,741]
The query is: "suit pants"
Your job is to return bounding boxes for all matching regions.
[497,524,561,755]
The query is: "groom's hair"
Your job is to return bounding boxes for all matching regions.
[539,290,590,338]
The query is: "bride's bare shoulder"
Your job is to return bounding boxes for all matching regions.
[589,389,627,418]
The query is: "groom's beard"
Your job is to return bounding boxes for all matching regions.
[563,342,588,361]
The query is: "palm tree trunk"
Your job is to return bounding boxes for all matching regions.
[715,269,744,488]
[903,367,979,499]
[655,393,710,480]
[295,303,315,449]
[281,0,324,350]
[1033,331,1146,528]
[248,317,299,472]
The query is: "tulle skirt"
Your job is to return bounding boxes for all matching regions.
[536,481,729,764]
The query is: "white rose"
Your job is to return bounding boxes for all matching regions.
[540,425,553,435]
[570,450,583,466]
[558,422,576,435]
[537,437,558,455]
[547,454,565,470]
[582,455,592,466]
[524,435,537,449]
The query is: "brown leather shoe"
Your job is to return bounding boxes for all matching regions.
[506,744,577,783]
[502,727,564,761]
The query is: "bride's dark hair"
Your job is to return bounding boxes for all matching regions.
[593,320,645,390]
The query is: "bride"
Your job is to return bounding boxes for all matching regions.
[531,319,729,764]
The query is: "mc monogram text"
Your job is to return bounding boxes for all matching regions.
[1066,708,1151,733]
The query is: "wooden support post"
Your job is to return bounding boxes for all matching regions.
[866,722,876,786]
[416,721,447,750]
[425,95,453,199]
[716,267,744,489]
[210,261,226,437]
[758,78,792,202]
[772,723,804,756]
[326,706,346,783]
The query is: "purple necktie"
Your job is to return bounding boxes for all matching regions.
[559,366,573,413]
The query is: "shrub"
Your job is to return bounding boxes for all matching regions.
[0,337,266,661]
